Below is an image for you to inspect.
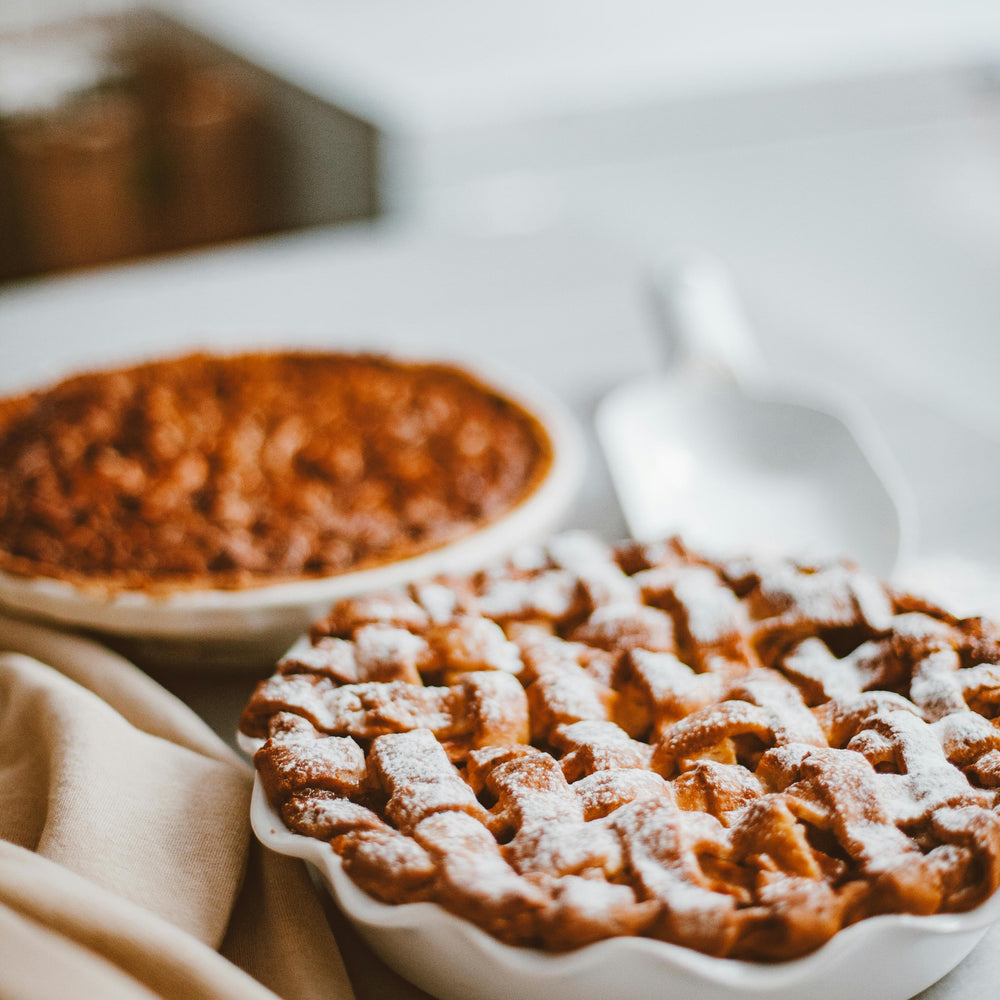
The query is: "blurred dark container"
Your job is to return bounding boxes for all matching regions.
[155,64,280,250]
[2,91,150,274]
[0,13,296,283]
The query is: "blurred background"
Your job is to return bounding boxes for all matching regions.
[3,1,1000,280]
[3,0,1000,590]
[0,1,376,280]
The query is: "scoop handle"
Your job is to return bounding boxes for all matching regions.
[648,256,768,387]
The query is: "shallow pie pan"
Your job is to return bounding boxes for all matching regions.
[250,779,1000,1000]
[0,357,583,669]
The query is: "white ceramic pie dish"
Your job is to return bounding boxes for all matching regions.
[250,778,1000,1000]
[0,357,584,669]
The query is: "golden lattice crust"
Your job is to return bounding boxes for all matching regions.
[239,532,1000,961]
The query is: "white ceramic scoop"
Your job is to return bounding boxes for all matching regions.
[596,258,915,578]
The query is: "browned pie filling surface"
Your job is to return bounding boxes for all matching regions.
[241,532,1000,961]
[0,351,553,592]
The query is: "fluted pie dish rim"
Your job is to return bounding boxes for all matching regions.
[250,777,1000,1000]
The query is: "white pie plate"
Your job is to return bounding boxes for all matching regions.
[250,778,1000,1000]
[0,357,584,670]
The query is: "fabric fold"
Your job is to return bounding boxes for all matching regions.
[0,615,354,1000]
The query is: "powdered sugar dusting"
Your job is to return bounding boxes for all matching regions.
[354,623,432,682]
[411,580,460,623]
[241,529,1000,961]
[671,567,744,645]
[372,729,485,830]
[476,569,580,621]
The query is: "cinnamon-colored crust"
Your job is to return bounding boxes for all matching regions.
[240,532,1000,960]
[0,351,552,593]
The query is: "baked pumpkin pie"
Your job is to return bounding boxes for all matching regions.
[0,350,553,594]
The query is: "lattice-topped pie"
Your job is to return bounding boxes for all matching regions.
[240,532,1000,961]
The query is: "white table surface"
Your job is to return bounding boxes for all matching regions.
[148,0,1000,133]
[2,220,1000,998]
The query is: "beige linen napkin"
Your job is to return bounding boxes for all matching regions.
[0,613,354,1000]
